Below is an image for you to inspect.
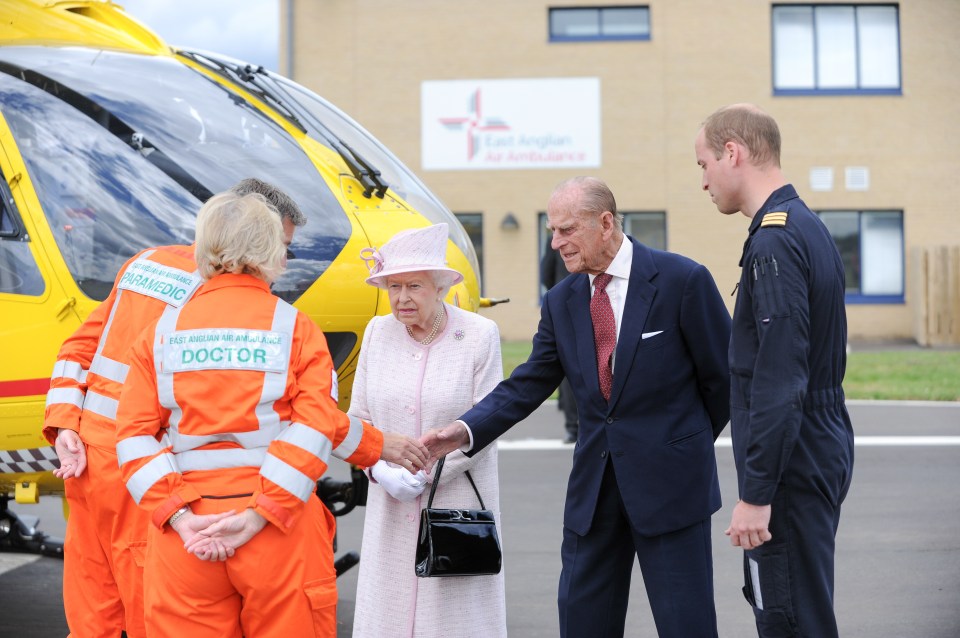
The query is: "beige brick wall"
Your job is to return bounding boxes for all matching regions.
[282,0,960,342]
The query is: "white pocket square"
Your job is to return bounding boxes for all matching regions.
[641,331,663,339]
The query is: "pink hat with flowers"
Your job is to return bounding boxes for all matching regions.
[360,223,464,289]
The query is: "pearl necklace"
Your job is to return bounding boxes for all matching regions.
[407,306,445,346]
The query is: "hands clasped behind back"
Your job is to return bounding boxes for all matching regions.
[371,460,428,502]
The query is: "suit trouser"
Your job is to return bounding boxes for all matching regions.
[63,443,148,638]
[143,489,337,638]
[558,460,718,638]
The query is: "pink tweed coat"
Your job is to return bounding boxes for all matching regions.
[348,304,507,637]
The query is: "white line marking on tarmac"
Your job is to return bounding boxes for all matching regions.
[498,436,960,450]
[0,553,40,576]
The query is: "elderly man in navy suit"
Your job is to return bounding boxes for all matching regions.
[423,176,731,638]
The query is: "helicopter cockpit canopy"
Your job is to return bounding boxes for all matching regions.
[0,45,351,302]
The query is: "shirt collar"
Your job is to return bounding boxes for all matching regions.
[195,272,272,296]
[589,234,632,286]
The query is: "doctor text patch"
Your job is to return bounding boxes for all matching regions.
[162,329,289,373]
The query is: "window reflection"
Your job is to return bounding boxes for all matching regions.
[0,46,352,302]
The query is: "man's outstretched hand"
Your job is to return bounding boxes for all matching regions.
[420,421,470,464]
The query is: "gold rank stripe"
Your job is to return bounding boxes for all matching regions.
[760,211,788,227]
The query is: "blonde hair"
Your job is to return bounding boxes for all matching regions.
[701,104,781,168]
[194,192,286,282]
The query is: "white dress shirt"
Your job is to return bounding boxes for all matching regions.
[460,234,633,450]
[589,235,632,372]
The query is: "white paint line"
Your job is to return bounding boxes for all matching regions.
[498,436,960,451]
[0,553,40,576]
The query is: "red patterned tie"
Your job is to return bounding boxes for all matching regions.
[591,273,616,401]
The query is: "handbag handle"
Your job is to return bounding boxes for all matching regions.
[425,456,486,510]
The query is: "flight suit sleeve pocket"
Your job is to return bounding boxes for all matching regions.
[304,575,337,636]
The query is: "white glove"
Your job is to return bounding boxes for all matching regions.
[370,460,428,502]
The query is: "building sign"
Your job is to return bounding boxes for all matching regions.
[421,78,601,171]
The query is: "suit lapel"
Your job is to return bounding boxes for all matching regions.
[567,274,603,405]
[608,239,657,410]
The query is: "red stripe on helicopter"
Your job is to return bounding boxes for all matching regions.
[0,378,51,397]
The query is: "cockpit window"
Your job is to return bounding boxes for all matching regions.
[0,47,351,302]
[0,170,44,296]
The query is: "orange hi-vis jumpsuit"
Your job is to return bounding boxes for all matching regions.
[115,273,381,638]
[44,249,379,638]
[43,244,202,638]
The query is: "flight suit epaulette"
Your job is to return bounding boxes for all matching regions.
[760,211,788,228]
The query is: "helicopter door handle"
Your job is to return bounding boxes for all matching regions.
[55,297,77,321]
[7,172,21,189]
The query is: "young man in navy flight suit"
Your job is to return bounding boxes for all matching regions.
[695,103,855,637]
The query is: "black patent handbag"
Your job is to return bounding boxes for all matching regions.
[414,455,502,577]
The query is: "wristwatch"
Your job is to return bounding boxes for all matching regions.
[168,506,190,527]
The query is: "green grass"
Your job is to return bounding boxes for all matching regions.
[844,351,960,401]
[500,340,960,402]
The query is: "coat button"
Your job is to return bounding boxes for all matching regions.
[407,513,415,522]
[606,417,614,424]
[600,450,607,458]
[406,406,416,414]
[413,352,422,360]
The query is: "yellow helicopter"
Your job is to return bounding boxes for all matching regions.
[0,0,485,551]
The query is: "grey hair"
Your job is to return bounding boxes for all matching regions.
[553,176,624,230]
[230,177,306,227]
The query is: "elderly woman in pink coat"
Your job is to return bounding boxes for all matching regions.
[349,223,507,637]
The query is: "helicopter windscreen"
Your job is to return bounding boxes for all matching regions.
[0,46,351,303]
[264,73,482,281]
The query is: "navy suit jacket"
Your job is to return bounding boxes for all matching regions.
[463,238,731,536]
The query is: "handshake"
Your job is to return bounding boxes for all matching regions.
[375,423,473,501]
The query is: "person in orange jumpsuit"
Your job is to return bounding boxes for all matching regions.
[114,190,416,637]
[44,179,426,637]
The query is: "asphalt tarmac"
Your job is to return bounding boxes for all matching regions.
[3,400,959,637]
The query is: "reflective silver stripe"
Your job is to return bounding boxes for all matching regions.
[255,300,297,431]
[45,388,84,410]
[95,252,152,360]
[260,453,315,502]
[331,415,364,460]
[170,423,284,454]
[51,360,87,383]
[126,453,178,505]
[280,422,333,461]
[82,391,119,421]
[155,305,183,431]
[155,299,300,460]
[117,435,165,465]
[175,447,268,473]
[89,354,129,384]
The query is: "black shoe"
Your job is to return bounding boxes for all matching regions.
[564,432,577,444]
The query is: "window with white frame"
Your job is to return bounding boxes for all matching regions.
[549,6,651,42]
[818,210,904,302]
[772,4,901,94]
